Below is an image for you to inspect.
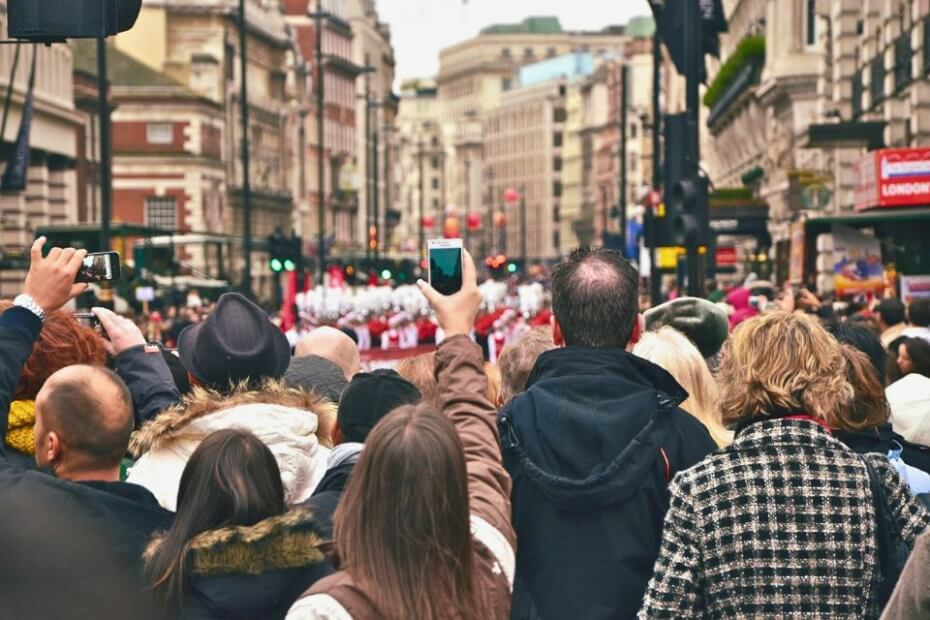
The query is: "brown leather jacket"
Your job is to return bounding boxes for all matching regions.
[286,335,515,619]
[881,529,930,620]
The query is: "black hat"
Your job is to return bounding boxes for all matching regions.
[644,297,729,359]
[284,355,349,404]
[338,369,421,443]
[178,292,290,389]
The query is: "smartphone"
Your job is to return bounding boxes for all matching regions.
[73,312,100,328]
[427,239,463,296]
[75,251,121,283]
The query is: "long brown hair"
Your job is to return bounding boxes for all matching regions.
[334,404,491,619]
[835,344,891,432]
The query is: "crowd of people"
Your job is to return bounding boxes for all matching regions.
[4,236,930,619]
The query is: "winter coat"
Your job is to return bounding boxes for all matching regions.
[0,307,174,582]
[287,335,515,619]
[887,373,930,448]
[881,529,930,619]
[298,442,362,541]
[498,346,717,620]
[146,509,331,619]
[836,423,930,476]
[639,417,930,619]
[128,383,335,510]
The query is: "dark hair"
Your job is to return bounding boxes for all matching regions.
[334,404,490,619]
[144,429,285,611]
[338,369,421,443]
[886,336,908,384]
[161,349,192,396]
[908,298,930,328]
[826,322,886,386]
[836,345,890,431]
[877,298,906,327]
[899,337,930,378]
[39,365,133,468]
[550,246,639,348]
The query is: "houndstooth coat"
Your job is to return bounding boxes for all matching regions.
[638,417,930,619]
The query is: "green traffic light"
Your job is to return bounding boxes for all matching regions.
[381,269,392,280]
[284,259,296,272]
[507,263,518,273]
[270,258,283,273]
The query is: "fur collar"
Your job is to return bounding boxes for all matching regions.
[146,509,326,577]
[130,380,337,457]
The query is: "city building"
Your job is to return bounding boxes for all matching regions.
[394,82,445,254]
[0,11,84,296]
[347,0,398,256]
[484,79,567,261]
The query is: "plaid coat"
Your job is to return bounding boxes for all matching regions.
[639,418,930,619]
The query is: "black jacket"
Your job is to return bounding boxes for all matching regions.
[498,347,717,620]
[836,423,930,475]
[114,343,182,425]
[159,509,333,619]
[299,446,360,541]
[0,307,174,580]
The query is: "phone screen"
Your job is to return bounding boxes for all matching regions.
[429,247,463,296]
[75,252,121,283]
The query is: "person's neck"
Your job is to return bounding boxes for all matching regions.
[57,464,121,483]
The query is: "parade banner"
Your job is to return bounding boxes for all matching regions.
[831,224,884,297]
[854,148,930,211]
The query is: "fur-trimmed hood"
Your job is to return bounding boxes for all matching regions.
[130,380,337,456]
[126,382,336,511]
[146,509,333,618]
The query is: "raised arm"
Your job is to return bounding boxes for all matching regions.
[419,252,514,548]
[0,238,88,448]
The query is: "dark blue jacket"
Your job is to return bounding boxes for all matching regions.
[498,347,717,620]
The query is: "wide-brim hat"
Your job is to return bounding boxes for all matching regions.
[644,296,730,359]
[179,292,290,389]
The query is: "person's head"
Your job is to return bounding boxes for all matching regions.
[0,303,107,401]
[908,298,930,328]
[144,429,285,611]
[177,292,291,392]
[550,246,641,349]
[834,345,890,432]
[826,321,886,386]
[294,326,361,380]
[877,298,906,331]
[643,297,730,360]
[33,365,133,480]
[283,354,349,404]
[337,369,421,444]
[718,312,853,428]
[395,353,439,405]
[334,404,490,619]
[498,328,554,403]
[897,337,930,378]
[634,327,731,447]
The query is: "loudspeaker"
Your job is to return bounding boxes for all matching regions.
[8,0,141,42]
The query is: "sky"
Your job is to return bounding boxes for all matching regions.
[376,0,653,83]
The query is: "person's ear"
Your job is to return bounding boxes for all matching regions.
[626,314,644,351]
[45,431,62,466]
[332,422,343,446]
[552,316,564,347]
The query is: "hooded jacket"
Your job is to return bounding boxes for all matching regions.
[128,383,335,511]
[498,346,716,620]
[887,373,930,448]
[299,442,362,540]
[146,509,332,619]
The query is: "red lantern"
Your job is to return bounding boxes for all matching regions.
[493,210,507,227]
[443,216,461,238]
[503,187,520,203]
[421,215,435,229]
[466,212,481,231]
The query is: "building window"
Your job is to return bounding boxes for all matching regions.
[501,48,511,59]
[553,132,563,147]
[925,17,930,75]
[553,108,567,123]
[547,47,557,58]
[553,181,563,197]
[630,124,638,139]
[145,197,178,229]
[806,0,817,46]
[146,123,173,145]
[501,78,511,92]
[870,54,885,106]
[553,157,562,171]
[431,156,439,169]
[431,136,439,147]
[894,31,913,91]
[523,48,535,59]
[432,177,440,190]
[432,198,439,209]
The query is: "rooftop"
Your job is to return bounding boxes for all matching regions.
[481,16,563,35]
[70,40,185,89]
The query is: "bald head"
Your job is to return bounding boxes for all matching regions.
[35,365,134,474]
[294,327,361,379]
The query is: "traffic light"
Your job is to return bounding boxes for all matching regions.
[507,262,518,274]
[668,175,710,249]
[268,231,302,273]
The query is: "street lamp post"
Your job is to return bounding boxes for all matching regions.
[418,138,425,264]
[310,4,328,287]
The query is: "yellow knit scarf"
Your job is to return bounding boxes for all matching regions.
[7,400,36,455]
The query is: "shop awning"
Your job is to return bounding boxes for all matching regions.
[804,206,930,234]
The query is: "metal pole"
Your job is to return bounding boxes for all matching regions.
[618,64,628,256]
[238,0,252,295]
[418,139,425,264]
[96,39,112,252]
[372,110,380,260]
[464,159,471,251]
[650,25,662,305]
[364,74,371,260]
[520,185,527,268]
[684,0,703,297]
[315,8,326,287]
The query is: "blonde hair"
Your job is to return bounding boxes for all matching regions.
[498,328,555,403]
[395,353,439,406]
[717,312,854,428]
[634,327,732,447]
[485,363,502,405]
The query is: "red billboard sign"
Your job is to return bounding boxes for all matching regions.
[854,148,930,211]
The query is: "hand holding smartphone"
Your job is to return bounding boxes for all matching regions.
[74,251,122,283]
[427,239,463,296]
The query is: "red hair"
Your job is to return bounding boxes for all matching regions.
[0,301,108,400]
